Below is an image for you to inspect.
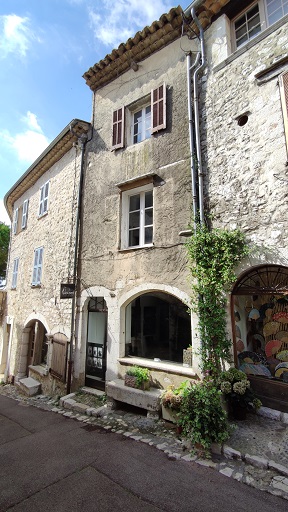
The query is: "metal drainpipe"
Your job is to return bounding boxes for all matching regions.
[184,1,207,226]
[187,51,200,234]
[192,6,206,225]
[66,128,89,394]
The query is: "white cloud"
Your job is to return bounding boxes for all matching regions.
[88,0,175,48]
[0,14,40,59]
[0,200,11,226]
[0,112,50,164]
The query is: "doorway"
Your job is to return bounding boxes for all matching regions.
[85,297,107,390]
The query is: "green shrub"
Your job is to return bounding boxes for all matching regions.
[178,379,231,449]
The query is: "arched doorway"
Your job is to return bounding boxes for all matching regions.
[85,297,107,390]
[232,264,288,411]
[125,292,191,363]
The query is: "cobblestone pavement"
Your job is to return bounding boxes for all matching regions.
[1,383,288,502]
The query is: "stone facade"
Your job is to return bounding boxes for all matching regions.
[2,121,90,394]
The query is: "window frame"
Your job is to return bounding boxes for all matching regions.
[121,183,154,250]
[131,104,152,144]
[21,199,29,229]
[11,257,19,289]
[39,181,50,217]
[32,247,44,286]
[13,208,19,235]
[112,84,166,150]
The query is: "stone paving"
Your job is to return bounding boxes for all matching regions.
[1,383,288,502]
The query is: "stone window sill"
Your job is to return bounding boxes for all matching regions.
[118,357,197,378]
[29,364,48,377]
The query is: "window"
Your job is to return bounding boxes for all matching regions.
[280,70,288,149]
[121,184,153,249]
[13,208,19,235]
[112,84,166,150]
[39,181,49,217]
[232,1,288,49]
[11,258,19,289]
[12,200,29,234]
[32,247,43,286]
[21,199,28,229]
[133,105,151,144]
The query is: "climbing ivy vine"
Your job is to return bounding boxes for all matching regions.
[186,225,249,376]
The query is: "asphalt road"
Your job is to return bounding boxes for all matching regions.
[0,395,285,512]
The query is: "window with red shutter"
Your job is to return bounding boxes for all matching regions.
[151,83,166,133]
[112,106,125,150]
[280,71,288,150]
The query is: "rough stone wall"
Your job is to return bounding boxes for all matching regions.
[202,16,288,264]
[6,146,81,378]
[77,39,199,384]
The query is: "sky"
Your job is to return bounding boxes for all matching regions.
[0,0,186,225]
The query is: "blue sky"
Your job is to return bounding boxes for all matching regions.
[0,0,185,225]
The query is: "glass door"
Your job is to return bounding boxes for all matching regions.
[85,298,107,389]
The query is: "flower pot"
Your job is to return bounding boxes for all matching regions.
[124,374,150,390]
[161,405,178,423]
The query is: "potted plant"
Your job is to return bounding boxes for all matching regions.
[218,367,262,420]
[161,381,191,422]
[177,378,231,450]
[124,366,150,390]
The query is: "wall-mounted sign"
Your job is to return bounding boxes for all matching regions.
[60,283,75,299]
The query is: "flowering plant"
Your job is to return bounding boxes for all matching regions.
[161,381,191,411]
[218,368,262,411]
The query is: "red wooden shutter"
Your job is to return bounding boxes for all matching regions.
[112,106,125,149]
[151,83,166,134]
[280,71,288,149]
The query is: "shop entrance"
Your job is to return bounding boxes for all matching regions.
[232,264,288,411]
[85,297,107,390]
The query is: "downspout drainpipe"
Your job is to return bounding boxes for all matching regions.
[192,6,206,225]
[187,51,200,234]
[67,127,89,394]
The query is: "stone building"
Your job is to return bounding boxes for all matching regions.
[2,120,90,394]
[2,1,288,411]
[74,0,288,411]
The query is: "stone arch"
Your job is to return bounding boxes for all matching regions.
[119,283,194,363]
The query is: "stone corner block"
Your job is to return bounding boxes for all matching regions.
[59,393,76,407]
[245,454,268,469]
[223,445,242,460]
[19,377,41,397]
[63,398,77,410]
[257,407,281,421]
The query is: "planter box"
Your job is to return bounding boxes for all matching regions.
[161,405,178,423]
[124,374,150,390]
[183,349,192,367]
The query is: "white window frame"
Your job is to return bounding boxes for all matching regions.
[121,183,153,250]
[32,247,44,286]
[232,0,287,51]
[13,208,19,235]
[39,181,49,217]
[11,258,19,289]
[131,105,151,144]
[21,199,29,229]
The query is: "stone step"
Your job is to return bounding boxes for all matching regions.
[18,377,41,397]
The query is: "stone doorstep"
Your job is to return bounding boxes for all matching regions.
[18,377,41,397]
[106,379,162,413]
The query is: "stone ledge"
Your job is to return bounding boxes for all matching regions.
[107,379,162,413]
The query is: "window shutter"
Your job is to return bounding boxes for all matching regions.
[37,248,43,284]
[151,83,166,134]
[13,208,18,234]
[112,106,125,150]
[280,71,288,149]
[32,250,38,284]
[21,200,29,229]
